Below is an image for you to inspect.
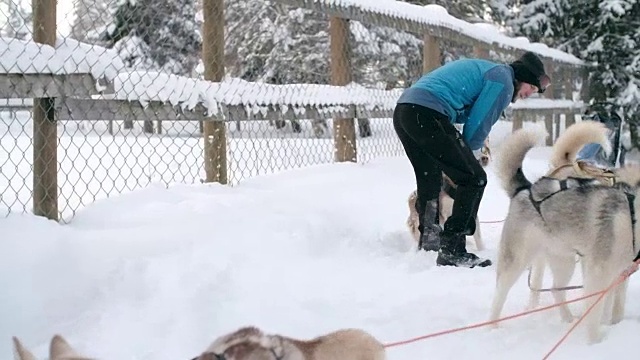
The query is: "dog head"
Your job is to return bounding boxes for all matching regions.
[194,327,292,360]
[12,335,93,360]
[479,138,492,167]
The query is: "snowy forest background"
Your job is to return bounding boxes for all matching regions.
[0,0,639,137]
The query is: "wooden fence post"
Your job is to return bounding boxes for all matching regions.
[330,16,356,162]
[423,34,440,72]
[512,110,523,132]
[564,67,576,128]
[580,65,591,106]
[473,45,489,59]
[32,0,58,220]
[202,0,228,183]
[543,60,555,145]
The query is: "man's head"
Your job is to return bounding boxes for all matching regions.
[510,51,551,102]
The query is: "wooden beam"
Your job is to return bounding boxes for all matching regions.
[55,98,358,121]
[55,98,581,123]
[0,73,98,98]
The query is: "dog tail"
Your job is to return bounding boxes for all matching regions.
[496,127,547,197]
[549,120,611,168]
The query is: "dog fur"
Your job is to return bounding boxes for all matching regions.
[547,120,613,181]
[406,139,491,251]
[12,328,385,360]
[489,127,638,344]
[528,120,614,309]
[12,334,92,360]
[193,326,386,360]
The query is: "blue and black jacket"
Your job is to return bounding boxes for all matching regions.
[397,58,515,150]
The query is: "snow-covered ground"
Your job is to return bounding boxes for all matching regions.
[1,120,638,360]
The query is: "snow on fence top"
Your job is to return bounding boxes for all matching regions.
[0,37,124,82]
[111,71,403,116]
[272,0,584,65]
[110,71,581,118]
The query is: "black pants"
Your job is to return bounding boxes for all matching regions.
[393,103,487,236]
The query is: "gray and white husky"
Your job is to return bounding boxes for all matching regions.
[488,127,640,344]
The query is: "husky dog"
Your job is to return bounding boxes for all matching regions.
[489,127,639,344]
[406,139,491,251]
[528,120,614,309]
[192,326,386,360]
[12,335,93,360]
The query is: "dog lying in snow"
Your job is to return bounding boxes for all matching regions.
[12,327,386,360]
[406,138,491,252]
[192,326,386,360]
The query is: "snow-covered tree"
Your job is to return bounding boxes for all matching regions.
[579,0,640,148]
[103,0,202,76]
[1,0,31,40]
[580,1,638,101]
[70,0,117,45]
[350,21,422,88]
[491,0,574,46]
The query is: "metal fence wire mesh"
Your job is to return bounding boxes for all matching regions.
[1,0,428,221]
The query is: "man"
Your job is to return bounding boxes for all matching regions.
[393,51,551,268]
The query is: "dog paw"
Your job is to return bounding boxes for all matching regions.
[487,321,500,330]
[610,315,624,325]
[560,309,574,323]
[587,330,604,345]
[561,315,574,323]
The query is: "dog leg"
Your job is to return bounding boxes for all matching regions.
[472,216,484,251]
[489,266,524,328]
[610,278,628,325]
[527,254,546,310]
[489,229,533,328]
[581,260,613,344]
[546,253,576,323]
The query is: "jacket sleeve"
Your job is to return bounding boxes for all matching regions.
[462,68,514,150]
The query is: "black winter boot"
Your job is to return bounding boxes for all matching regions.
[417,198,442,252]
[436,231,492,268]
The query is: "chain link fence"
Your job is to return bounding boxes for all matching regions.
[0,0,585,222]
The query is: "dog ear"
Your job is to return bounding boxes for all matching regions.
[12,337,37,360]
[49,335,92,360]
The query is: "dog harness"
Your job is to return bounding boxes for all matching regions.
[515,176,638,261]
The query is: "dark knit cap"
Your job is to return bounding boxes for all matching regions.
[509,51,550,93]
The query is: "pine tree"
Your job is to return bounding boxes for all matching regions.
[580,0,638,102]
[103,0,202,76]
[500,0,574,46]
[70,0,116,45]
[350,21,422,88]
[1,0,31,40]
[580,0,640,148]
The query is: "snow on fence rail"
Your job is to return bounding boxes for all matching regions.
[270,0,584,66]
